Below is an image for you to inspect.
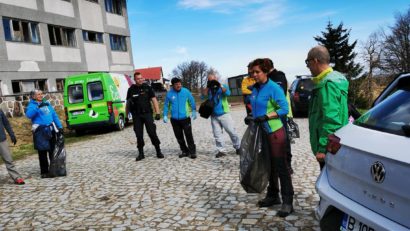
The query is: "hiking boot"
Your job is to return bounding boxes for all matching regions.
[277,204,294,217]
[136,154,145,161]
[215,152,226,158]
[258,196,281,207]
[236,149,240,155]
[14,178,25,185]
[190,153,197,159]
[179,152,189,158]
[41,173,51,178]
[155,145,164,159]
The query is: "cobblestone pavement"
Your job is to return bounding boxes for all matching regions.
[0,107,321,230]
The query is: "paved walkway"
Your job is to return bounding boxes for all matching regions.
[0,107,321,230]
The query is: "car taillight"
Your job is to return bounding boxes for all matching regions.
[327,134,341,154]
[294,92,300,102]
[107,101,113,114]
[64,107,68,121]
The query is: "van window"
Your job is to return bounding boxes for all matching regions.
[68,84,84,103]
[88,81,104,101]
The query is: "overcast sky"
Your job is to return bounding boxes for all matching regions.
[127,0,409,82]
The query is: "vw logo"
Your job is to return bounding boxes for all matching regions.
[370,161,386,183]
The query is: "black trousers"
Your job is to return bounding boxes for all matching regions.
[171,118,196,154]
[37,137,55,175]
[132,113,160,149]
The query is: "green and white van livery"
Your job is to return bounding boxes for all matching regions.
[64,73,132,134]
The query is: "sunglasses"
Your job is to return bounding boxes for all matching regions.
[305,58,314,65]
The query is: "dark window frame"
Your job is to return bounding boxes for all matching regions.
[87,81,104,101]
[105,0,125,16]
[109,34,127,51]
[2,17,41,44]
[11,79,48,94]
[68,84,84,104]
[48,24,77,47]
[82,30,104,43]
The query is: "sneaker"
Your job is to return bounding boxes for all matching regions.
[190,153,197,159]
[215,152,226,158]
[41,173,51,178]
[179,152,189,158]
[136,155,145,161]
[236,149,240,155]
[14,178,25,185]
[157,152,164,159]
[277,204,294,217]
[257,196,281,207]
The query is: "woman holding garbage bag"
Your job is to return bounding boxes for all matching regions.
[249,58,294,217]
[26,90,63,178]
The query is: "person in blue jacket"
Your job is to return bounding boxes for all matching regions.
[26,90,63,178]
[249,58,294,217]
[205,73,240,158]
[163,78,197,158]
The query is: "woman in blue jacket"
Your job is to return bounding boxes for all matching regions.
[26,90,63,178]
[249,58,294,217]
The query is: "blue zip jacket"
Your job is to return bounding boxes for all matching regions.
[163,87,196,120]
[250,80,289,133]
[208,84,231,116]
[26,99,63,128]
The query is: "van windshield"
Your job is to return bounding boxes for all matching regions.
[68,84,84,104]
[88,81,103,101]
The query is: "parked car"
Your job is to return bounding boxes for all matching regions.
[151,82,167,100]
[64,72,132,135]
[316,72,410,231]
[289,75,313,116]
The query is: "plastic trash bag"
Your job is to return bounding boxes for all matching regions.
[49,132,67,177]
[239,122,271,193]
[287,118,300,145]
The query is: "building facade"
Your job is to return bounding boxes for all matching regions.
[0,0,134,96]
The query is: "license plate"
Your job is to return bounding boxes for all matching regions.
[71,111,84,116]
[341,213,376,231]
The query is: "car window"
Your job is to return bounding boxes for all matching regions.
[88,81,104,101]
[297,79,314,92]
[355,88,410,136]
[68,84,84,104]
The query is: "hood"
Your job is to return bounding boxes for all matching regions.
[315,71,349,94]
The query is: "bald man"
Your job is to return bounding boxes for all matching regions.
[305,45,349,170]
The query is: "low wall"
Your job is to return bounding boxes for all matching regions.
[0,92,64,117]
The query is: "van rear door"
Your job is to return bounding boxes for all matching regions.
[67,83,87,126]
[85,79,110,123]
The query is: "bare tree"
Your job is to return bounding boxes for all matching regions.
[361,31,382,105]
[380,7,410,74]
[171,60,209,91]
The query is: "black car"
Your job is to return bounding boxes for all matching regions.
[289,75,313,116]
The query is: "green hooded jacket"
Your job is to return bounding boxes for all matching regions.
[308,69,349,155]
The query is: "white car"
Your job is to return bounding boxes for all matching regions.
[316,73,410,231]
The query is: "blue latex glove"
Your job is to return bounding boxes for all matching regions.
[191,111,197,120]
[163,115,168,123]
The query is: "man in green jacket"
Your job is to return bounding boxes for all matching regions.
[305,45,349,170]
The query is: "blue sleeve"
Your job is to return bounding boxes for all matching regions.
[271,85,289,117]
[50,106,63,128]
[188,91,196,111]
[25,104,38,119]
[163,92,170,116]
[222,84,231,96]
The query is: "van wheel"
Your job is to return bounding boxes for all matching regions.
[116,115,125,131]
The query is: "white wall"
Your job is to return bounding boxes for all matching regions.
[78,0,104,32]
[84,43,109,71]
[43,0,74,17]
[6,42,45,61]
[111,51,130,64]
[0,0,37,10]
[106,13,126,29]
[110,65,134,72]
[51,47,81,62]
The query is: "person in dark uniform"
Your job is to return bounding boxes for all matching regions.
[126,72,164,161]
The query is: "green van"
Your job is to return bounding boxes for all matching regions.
[63,72,133,134]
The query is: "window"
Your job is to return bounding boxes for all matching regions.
[109,34,127,51]
[68,84,84,103]
[87,82,103,101]
[2,18,41,44]
[82,30,103,43]
[48,25,76,47]
[105,0,125,15]
[355,88,410,137]
[11,80,48,94]
[56,79,65,92]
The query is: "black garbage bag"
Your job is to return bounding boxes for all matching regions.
[287,118,300,144]
[239,122,271,193]
[49,132,67,177]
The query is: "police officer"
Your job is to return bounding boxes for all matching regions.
[126,72,164,161]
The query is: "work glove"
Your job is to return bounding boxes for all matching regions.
[191,111,197,120]
[10,135,17,145]
[244,116,253,125]
[163,115,168,123]
[58,128,64,134]
[154,114,161,121]
[38,102,48,108]
[254,115,269,123]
